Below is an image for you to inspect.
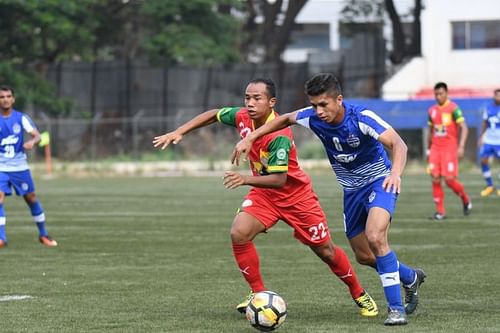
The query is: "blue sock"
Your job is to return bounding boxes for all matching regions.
[0,204,6,242]
[29,201,48,237]
[481,163,494,187]
[376,251,404,312]
[398,261,416,286]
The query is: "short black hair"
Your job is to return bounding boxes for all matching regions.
[434,82,448,91]
[494,88,500,94]
[0,85,14,96]
[248,78,276,98]
[305,73,342,97]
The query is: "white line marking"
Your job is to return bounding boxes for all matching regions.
[0,295,34,302]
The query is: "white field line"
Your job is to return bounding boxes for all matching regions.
[0,295,34,302]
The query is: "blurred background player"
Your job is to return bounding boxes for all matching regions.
[478,89,500,197]
[232,73,425,326]
[427,82,472,220]
[0,86,57,248]
[153,78,378,318]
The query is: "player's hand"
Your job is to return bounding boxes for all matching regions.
[223,171,246,189]
[231,137,252,166]
[382,173,401,194]
[457,146,465,159]
[23,140,36,150]
[153,131,183,149]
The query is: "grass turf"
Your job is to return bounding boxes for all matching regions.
[0,174,498,332]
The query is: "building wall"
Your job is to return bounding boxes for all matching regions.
[385,0,500,99]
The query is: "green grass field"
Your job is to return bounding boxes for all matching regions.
[1,173,499,332]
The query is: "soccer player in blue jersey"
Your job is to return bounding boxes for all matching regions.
[232,73,425,326]
[0,86,57,248]
[478,89,500,197]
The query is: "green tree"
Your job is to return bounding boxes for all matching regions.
[141,0,241,64]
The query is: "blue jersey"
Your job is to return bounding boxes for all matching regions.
[296,102,392,190]
[0,109,36,172]
[482,103,500,145]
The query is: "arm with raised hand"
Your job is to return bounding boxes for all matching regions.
[152,109,219,149]
[231,111,299,165]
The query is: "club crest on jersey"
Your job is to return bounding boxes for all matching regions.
[368,191,376,203]
[347,134,360,148]
[276,148,287,160]
[13,123,21,134]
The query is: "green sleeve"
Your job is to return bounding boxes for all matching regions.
[216,107,240,127]
[452,107,465,123]
[266,136,292,173]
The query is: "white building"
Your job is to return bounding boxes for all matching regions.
[383,0,500,100]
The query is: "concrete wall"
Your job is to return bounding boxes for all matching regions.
[384,0,500,98]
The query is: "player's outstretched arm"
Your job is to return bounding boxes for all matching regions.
[153,109,219,149]
[378,128,408,193]
[231,111,298,165]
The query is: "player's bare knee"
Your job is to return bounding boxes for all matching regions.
[230,226,251,244]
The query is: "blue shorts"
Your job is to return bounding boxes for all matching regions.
[479,143,500,159]
[343,177,398,239]
[0,170,36,196]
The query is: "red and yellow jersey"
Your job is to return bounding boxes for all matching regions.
[428,100,465,148]
[217,106,313,206]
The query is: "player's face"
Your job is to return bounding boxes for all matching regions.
[0,89,15,111]
[434,88,448,105]
[308,93,344,124]
[244,83,276,121]
[494,91,500,105]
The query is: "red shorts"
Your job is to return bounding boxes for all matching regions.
[429,147,458,177]
[240,189,331,246]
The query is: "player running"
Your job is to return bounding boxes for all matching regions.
[0,86,57,248]
[478,89,500,197]
[427,82,471,219]
[232,73,425,326]
[153,78,378,318]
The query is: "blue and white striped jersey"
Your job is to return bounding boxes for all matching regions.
[296,102,392,190]
[482,103,500,145]
[0,109,36,172]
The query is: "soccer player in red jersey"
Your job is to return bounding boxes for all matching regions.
[427,82,471,220]
[153,78,378,317]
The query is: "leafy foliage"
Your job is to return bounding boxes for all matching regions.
[0,62,72,116]
[141,0,241,64]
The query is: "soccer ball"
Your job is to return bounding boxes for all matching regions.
[245,291,287,332]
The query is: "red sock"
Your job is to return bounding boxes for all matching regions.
[329,246,364,299]
[432,181,445,214]
[445,178,470,203]
[232,241,266,293]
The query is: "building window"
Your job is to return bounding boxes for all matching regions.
[452,20,500,50]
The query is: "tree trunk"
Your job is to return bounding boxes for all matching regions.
[409,0,422,56]
[384,0,406,64]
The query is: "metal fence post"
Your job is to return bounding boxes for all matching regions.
[91,113,102,161]
[132,110,145,159]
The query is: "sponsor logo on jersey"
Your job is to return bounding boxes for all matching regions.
[0,135,19,146]
[334,153,357,163]
[13,123,21,134]
[347,134,360,147]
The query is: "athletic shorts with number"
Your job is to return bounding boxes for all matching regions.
[479,143,500,159]
[0,170,35,196]
[428,147,459,177]
[240,189,331,246]
[343,177,398,239]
